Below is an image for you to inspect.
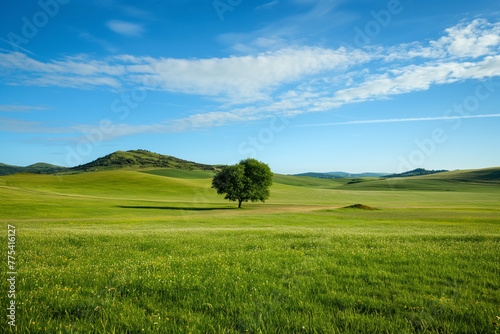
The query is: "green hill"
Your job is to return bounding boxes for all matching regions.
[384,168,448,178]
[71,149,223,172]
[0,162,67,176]
[294,171,387,178]
[430,167,500,182]
[1,166,499,220]
[0,163,22,176]
[293,172,342,179]
[273,174,345,187]
[1,149,499,197]
[342,167,500,192]
[273,174,381,188]
[0,150,221,176]
[141,168,214,179]
[275,167,500,195]
[0,170,215,201]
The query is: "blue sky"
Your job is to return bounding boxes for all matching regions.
[1,0,499,174]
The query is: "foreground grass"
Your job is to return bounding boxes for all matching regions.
[2,209,499,333]
[1,170,499,333]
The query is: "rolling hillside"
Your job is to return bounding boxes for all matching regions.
[71,149,223,172]
[0,170,215,201]
[141,168,214,179]
[341,167,500,192]
[294,171,387,178]
[2,165,497,198]
[1,166,500,220]
[0,150,222,176]
[1,149,499,206]
[0,162,67,176]
[384,168,448,178]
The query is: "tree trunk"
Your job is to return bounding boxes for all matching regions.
[238,199,242,208]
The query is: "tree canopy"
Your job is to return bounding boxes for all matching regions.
[211,159,273,208]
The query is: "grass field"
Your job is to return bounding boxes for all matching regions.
[1,168,499,333]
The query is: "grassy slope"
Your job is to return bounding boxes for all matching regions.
[141,168,214,179]
[71,150,221,173]
[343,168,500,192]
[1,167,499,333]
[2,169,499,220]
[273,174,347,188]
[2,210,499,333]
[0,162,67,176]
[0,171,210,200]
[273,174,381,188]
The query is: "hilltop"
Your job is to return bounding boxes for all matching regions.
[295,169,448,179]
[0,150,223,176]
[384,168,448,178]
[1,151,497,186]
[337,167,500,192]
[0,162,67,176]
[294,171,388,179]
[71,149,223,172]
[273,167,500,193]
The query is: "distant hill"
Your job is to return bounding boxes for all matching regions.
[293,172,341,179]
[0,162,67,176]
[0,150,222,176]
[326,171,389,178]
[421,167,500,183]
[384,168,448,178]
[342,167,500,192]
[71,149,222,172]
[294,171,388,179]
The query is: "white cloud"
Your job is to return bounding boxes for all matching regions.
[26,75,122,89]
[255,1,279,11]
[218,0,346,54]
[440,19,500,58]
[0,52,125,89]
[79,31,118,53]
[106,20,145,37]
[0,117,67,133]
[150,47,372,102]
[0,105,49,112]
[0,47,373,102]
[296,113,500,127]
[386,19,500,61]
[2,20,498,103]
[1,19,500,140]
[0,52,126,76]
[329,56,500,106]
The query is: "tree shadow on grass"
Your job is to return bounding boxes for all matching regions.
[116,205,235,211]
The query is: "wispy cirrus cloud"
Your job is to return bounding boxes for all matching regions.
[0,46,374,100]
[1,19,500,142]
[295,113,500,127]
[328,55,500,105]
[219,0,345,54]
[78,31,118,53]
[385,19,500,61]
[0,105,49,112]
[0,117,66,133]
[149,46,372,102]
[1,19,498,100]
[106,20,145,37]
[93,1,152,19]
[255,1,279,11]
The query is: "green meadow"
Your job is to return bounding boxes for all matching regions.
[1,168,500,333]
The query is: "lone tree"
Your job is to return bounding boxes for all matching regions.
[212,158,273,208]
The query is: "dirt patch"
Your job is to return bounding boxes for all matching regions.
[342,204,378,210]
